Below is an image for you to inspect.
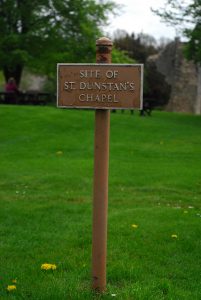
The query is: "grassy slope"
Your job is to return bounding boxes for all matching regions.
[0,105,200,299]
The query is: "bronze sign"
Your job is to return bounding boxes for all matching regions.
[57,64,143,109]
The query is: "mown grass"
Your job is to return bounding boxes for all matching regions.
[0,105,201,299]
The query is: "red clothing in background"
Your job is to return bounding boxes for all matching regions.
[5,80,18,92]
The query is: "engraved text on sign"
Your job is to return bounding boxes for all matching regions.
[57,64,143,109]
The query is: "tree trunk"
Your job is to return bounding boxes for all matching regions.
[195,64,201,115]
[3,65,23,87]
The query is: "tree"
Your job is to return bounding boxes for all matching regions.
[144,59,171,107]
[152,0,201,63]
[0,0,116,86]
[113,31,158,63]
[113,30,172,108]
[153,1,201,115]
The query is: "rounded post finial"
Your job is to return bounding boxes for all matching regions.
[96,37,113,47]
[96,37,113,64]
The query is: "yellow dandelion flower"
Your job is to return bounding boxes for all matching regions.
[171,234,178,239]
[41,263,57,270]
[7,285,16,292]
[131,224,138,229]
[56,151,63,155]
[51,264,57,270]
[12,279,17,283]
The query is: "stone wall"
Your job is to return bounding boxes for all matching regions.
[149,39,201,115]
[20,69,47,91]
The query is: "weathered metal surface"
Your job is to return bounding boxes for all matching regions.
[57,63,143,109]
[92,109,110,292]
[96,37,113,64]
[91,37,111,293]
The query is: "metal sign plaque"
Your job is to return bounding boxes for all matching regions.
[57,64,143,109]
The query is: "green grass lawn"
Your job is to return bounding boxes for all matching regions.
[0,105,201,299]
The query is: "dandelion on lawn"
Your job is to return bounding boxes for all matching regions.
[12,279,17,283]
[56,151,63,155]
[41,263,57,270]
[131,224,138,229]
[171,234,178,239]
[7,285,16,292]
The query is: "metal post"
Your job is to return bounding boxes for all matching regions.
[92,37,113,292]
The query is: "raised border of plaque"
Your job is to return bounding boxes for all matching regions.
[57,63,143,110]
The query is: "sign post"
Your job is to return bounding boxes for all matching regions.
[57,37,143,293]
[92,37,112,292]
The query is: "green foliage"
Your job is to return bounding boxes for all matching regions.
[0,0,117,83]
[0,105,201,299]
[144,60,171,107]
[113,31,158,63]
[185,23,201,62]
[112,48,135,64]
[0,71,4,89]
